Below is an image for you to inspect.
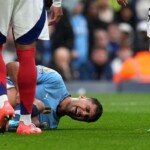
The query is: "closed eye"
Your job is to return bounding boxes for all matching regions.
[86,107,90,113]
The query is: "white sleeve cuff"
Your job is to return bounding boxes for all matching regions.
[52,0,62,7]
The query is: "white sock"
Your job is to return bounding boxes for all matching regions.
[0,95,8,108]
[20,114,31,125]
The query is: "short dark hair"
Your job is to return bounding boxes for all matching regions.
[88,98,103,122]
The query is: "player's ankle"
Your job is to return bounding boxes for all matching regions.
[20,114,31,125]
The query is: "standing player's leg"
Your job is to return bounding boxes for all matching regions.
[15,43,42,134]
[0,43,14,133]
[0,0,15,133]
[12,0,49,134]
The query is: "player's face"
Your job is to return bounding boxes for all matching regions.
[66,96,97,122]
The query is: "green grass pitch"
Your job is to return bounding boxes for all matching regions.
[1,93,150,150]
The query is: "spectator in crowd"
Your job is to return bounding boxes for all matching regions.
[115,0,150,85]
[51,8,74,54]
[83,0,108,55]
[36,22,54,66]
[118,23,134,49]
[49,47,74,81]
[94,29,109,49]
[113,45,150,84]
[79,46,112,80]
[36,8,74,66]
[116,6,135,29]
[97,0,115,24]
[70,0,89,70]
[84,0,108,30]
[107,22,121,59]
[111,46,133,75]
[36,39,52,66]
[135,21,149,51]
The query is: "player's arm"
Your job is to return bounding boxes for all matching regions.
[6,62,46,116]
[117,0,128,7]
[6,61,49,86]
[48,0,63,25]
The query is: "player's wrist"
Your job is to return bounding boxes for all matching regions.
[52,0,62,7]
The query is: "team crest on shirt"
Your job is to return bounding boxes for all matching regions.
[43,67,51,73]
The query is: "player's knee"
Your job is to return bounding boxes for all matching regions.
[36,101,45,113]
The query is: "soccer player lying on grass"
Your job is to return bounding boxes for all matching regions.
[6,62,103,130]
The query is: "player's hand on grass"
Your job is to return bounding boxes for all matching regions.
[117,0,128,7]
[48,5,63,25]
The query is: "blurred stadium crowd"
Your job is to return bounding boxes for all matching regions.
[2,0,150,83]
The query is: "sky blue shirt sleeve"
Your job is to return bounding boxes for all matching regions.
[36,65,70,129]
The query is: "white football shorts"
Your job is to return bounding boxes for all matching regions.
[0,0,49,44]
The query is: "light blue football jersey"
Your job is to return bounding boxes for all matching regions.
[36,65,70,129]
[7,65,70,130]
